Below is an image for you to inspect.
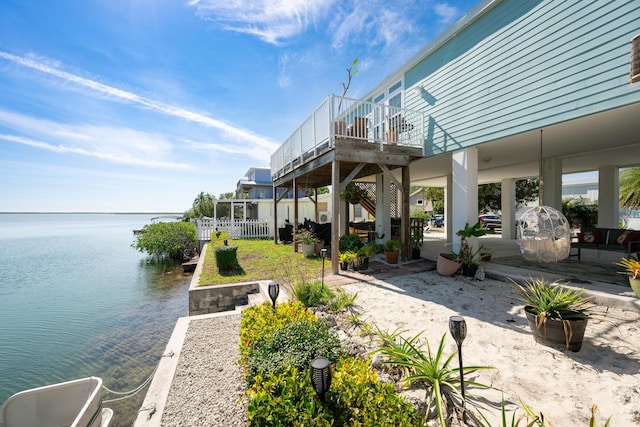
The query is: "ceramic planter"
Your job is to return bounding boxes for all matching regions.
[300,243,315,257]
[436,253,461,276]
[524,307,588,352]
[629,276,640,298]
[462,263,478,277]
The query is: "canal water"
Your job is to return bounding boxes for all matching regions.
[0,213,191,426]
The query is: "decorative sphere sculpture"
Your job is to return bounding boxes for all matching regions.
[517,206,571,263]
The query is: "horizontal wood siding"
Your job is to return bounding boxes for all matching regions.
[404,0,640,156]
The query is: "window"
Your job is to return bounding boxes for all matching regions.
[632,33,640,83]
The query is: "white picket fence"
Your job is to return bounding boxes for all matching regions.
[196,218,273,240]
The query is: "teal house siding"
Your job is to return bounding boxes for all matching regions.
[403,0,640,157]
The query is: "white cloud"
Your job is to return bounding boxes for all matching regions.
[189,0,336,44]
[433,2,459,25]
[0,51,280,155]
[0,110,192,169]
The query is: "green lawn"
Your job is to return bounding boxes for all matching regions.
[198,239,326,286]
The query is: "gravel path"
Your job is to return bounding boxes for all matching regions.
[161,314,247,427]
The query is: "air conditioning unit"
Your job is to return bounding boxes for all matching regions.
[319,212,331,223]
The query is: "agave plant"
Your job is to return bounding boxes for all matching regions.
[615,256,640,280]
[371,328,494,426]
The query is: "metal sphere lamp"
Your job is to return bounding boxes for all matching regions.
[310,357,332,401]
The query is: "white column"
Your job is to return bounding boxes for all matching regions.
[445,173,453,242]
[598,166,619,228]
[541,157,562,209]
[501,178,517,239]
[451,147,479,252]
[376,173,391,242]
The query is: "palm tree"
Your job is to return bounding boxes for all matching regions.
[620,167,640,209]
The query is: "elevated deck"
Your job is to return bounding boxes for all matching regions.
[271,95,425,187]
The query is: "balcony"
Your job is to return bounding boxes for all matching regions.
[270,95,426,183]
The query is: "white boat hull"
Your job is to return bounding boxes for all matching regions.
[0,376,110,427]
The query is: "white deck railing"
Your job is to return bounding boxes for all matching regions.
[196,218,273,240]
[270,94,425,180]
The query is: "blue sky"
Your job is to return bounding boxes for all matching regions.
[0,0,479,213]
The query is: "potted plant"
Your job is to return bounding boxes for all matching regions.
[339,232,364,253]
[385,125,398,144]
[614,256,640,298]
[339,250,358,271]
[455,221,494,277]
[509,277,593,352]
[357,245,377,270]
[384,239,401,264]
[410,228,423,260]
[294,229,320,257]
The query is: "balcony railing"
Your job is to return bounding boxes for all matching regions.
[271,94,425,180]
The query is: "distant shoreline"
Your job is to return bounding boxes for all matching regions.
[0,212,183,215]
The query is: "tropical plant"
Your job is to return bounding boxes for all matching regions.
[340,182,367,205]
[372,329,494,426]
[455,221,494,266]
[562,197,598,229]
[509,277,592,324]
[411,227,423,250]
[357,244,377,258]
[614,256,640,280]
[619,166,640,209]
[326,289,359,314]
[131,221,197,261]
[384,239,401,252]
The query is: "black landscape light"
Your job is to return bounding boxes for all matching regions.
[268,282,279,308]
[449,316,467,407]
[321,248,328,289]
[310,357,332,401]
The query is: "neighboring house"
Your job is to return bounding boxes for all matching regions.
[235,167,274,199]
[270,0,640,270]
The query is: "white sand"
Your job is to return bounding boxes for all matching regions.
[339,271,640,426]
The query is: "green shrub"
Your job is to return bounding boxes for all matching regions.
[327,357,420,426]
[214,245,239,272]
[339,233,364,252]
[132,221,197,261]
[247,368,333,427]
[246,319,344,386]
[246,358,420,427]
[240,301,318,361]
[291,280,334,307]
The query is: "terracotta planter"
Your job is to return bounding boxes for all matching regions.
[385,131,398,144]
[629,277,640,298]
[436,253,461,276]
[384,250,399,264]
[524,307,588,352]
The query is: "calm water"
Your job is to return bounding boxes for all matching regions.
[0,213,191,426]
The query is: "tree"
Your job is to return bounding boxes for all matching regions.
[132,222,198,262]
[477,179,539,213]
[219,192,235,200]
[620,167,640,209]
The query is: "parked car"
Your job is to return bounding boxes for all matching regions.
[478,214,502,230]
